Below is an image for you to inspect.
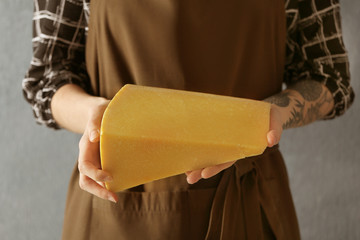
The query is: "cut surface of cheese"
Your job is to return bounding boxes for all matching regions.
[100,84,270,192]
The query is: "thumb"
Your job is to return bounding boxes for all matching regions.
[87,112,103,143]
[89,129,100,143]
[267,105,283,147]
[267,129,281,147]
[86,99,110,143]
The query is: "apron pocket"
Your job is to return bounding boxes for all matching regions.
[90,188,217,240]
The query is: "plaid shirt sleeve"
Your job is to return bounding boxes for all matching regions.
[22,0,91,129]
[284,0,355,119]
[23,0,354,130]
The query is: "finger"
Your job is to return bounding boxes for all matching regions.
[78,135,113,182]
[86,107,106,143]
[267,105,283,147]
[201,161,236,179]
[78,160,113,182]
[89,129,100,143]
[267,129,279,147]
[97,181,106,188]
[87,120,101,143]
[186,169,203,184]
[79,174,118,203]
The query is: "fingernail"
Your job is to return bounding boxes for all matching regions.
[90,130,99,141]
[108,195,117,203]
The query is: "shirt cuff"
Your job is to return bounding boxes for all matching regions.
[22,70,91,130]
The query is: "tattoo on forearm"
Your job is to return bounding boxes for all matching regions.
[265,81,333,130]
[282,82,333,129]
[290,80,323,101]
[265,92,291,107]
[282,99,305,129]
[304,88,333,123]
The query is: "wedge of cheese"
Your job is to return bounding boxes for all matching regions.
[100,84,270,192]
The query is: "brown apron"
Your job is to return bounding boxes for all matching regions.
[62,0,300,239]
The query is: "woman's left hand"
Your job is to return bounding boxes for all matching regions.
[185,104,284,184]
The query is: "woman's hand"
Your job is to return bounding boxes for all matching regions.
[186,80,336,184]
[186,104,283,184]
[77,99,118,203]
[51,84,119,202]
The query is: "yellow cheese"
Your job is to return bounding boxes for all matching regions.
[100,84,270,192]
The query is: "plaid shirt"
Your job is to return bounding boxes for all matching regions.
[23,0,355,129]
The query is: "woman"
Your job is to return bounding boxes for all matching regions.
[23,0,354,239]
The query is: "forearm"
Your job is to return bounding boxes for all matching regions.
[51,84,109,134]
[265,80,334,130]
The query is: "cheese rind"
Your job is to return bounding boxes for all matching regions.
[100,84,270,192]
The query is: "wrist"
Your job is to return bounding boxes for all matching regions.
[51,84,110,133]
[87,97,110,122]
[88,97,110,112]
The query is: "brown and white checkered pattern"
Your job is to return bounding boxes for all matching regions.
[22,0,90,129]
[23,0,354,129]
[284,0,354,119]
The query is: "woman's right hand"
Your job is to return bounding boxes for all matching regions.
[77,98,118,203]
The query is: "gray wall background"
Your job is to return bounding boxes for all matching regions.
[0,0,359,239]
